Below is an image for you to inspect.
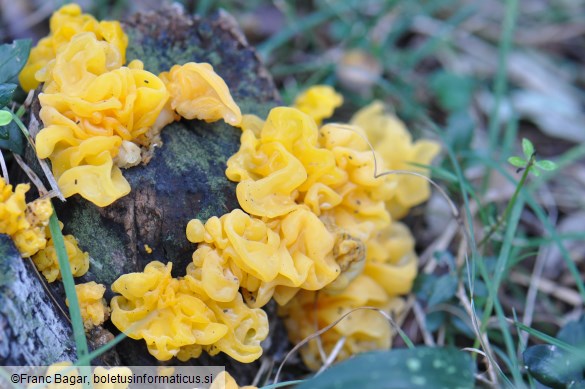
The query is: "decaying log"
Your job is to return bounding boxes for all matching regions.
[4,5,290,383]
[0,234,77,365]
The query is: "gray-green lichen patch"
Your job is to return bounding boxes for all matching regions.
[0,234,77,365]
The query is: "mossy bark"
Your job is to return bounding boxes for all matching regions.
[0,234,77,365]
[8,6,287,383]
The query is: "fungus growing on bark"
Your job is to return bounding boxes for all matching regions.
[66,281,110,330]
[0,178,52,257]
[110,261,268,363]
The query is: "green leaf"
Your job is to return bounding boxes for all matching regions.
[296,347,475,389]
[414,272,459,308]
[508,156,526,168]
[0,120,24,154]
[0,40,32,84]
[0,83,16,107]
[529,166,541,177]
[523,316,585,388]
[535,160,557,171]
[428,273,458,307]
[522,138,535,160]
[0,110,12,127]
[557,316,585,350]
[524,345,584,389]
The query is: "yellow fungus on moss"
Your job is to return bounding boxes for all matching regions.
[110,261,268,363]
[34,32,169,207]
[293,85,343,125]
[32,227,89,283]
[0,178,52,257]
[19,4,128,92]
[210,371,257,389]
[160,62,242,126]
[66,282,110,330]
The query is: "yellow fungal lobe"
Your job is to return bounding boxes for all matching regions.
[32,226,89,283]
[110,261,268,363]
[66,281,110,330]
[350,101,441,219]
[160,62,242,126]
[144,244,153,254]
[185,207,340,309]
[34,31,169,207]
[0,178,52,257]
[281,274,405,371]
[19,4,127,92]
[293,85,343,125]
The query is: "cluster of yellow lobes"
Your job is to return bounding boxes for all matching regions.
[0,178,89,284]
[0,178,51,257]
[110,261,267,362]
[22,4,241,207]
[67,282,110,330]
[19,5,441,369]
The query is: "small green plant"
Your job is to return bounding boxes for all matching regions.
[507,138,558,177]
[478,138,558,248]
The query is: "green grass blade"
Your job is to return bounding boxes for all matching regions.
[515,322,581,354]
[48,207,89,360]
[487,0,519,152]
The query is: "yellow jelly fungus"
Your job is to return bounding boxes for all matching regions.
[210,371,257,389]
[34,32,169,207]
[293,85,343,125]
[19,4,128,92]
[221,92,439,368]
[281,274,405,371]
[0,178,52,257]
[66,282,110,330]
[350,101,440,219]
[160,62,242,126]
[110,261,268,363]
[144,244,153,254]
[226,106,391,243]
[32,229,89,283]
[185,208,340,308]
[364,222,418,296]
[281,221,419,369]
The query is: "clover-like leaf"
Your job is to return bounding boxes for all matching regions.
[522,138,535,160]
[0,110,12,127]
[508,156,526,168]
[529,166,541,177]
[535,160,557,172]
